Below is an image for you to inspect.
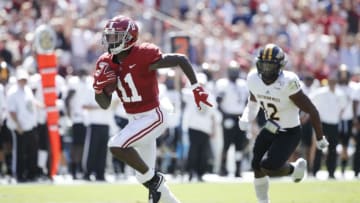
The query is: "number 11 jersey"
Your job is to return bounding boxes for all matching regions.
[96,42,162,114]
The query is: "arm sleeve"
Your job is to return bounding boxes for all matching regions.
[240,98,260,122]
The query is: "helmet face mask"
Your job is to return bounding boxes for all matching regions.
[102,30,132,52]
[256,44,286,84]
[256,61,281,83]
[102,16,138,55]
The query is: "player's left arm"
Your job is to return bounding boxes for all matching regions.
[149,53,197,85]
[289,90,323,141]
[150,53,212,109]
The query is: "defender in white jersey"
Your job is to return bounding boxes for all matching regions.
[239,44,329,203]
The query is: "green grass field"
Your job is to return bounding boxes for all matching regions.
[0,180,359,203]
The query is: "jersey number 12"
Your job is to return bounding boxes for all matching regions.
[260,101,280,121]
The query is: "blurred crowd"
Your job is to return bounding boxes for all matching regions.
[0,0,360,183]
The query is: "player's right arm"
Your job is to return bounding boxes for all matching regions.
[93,56,117,109]
[95,92,112,109]
[238,92,260,131]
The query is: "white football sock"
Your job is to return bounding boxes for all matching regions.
[136,168,155,183]
[158,182,181,203]
[254,176,270,203]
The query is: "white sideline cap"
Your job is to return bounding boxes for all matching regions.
[16,68,29,80]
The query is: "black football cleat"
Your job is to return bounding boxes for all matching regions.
[148,190,161,203]
[143,172,165,203]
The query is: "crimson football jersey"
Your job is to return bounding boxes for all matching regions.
[95,43,162,113]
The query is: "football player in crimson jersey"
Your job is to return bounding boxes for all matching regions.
[93,15,212,203]
[238,44,329,203]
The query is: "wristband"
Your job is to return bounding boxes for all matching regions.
[191,83,200,89]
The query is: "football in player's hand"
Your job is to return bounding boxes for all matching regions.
[103,81,117,95]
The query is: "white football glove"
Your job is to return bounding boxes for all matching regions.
[238,118,249,131]
[316,136,329,150]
